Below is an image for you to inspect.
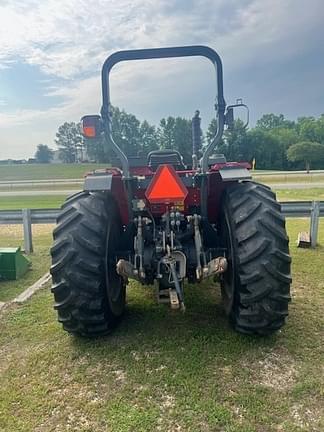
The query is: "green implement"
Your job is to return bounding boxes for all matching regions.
[0,247,31,281]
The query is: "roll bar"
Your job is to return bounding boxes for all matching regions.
[100,45,226,176]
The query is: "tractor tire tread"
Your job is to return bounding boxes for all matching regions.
[223,181,291,335]
[50,192,123,337]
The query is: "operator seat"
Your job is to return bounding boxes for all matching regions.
[147,150,186,171]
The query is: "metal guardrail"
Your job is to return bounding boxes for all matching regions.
[280,201,324,217]
[0,180,83,189]
[0,201,323,253]
[0,208,59,224]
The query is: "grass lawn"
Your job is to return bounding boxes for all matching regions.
[0,184,82,192]
[0,163,107,181]
[1,187,323,211]
[0,220,323,431]
[0,164,323,183]
[275,188,324,201]
[0,225,52,302]
[0,195,69,210]
[253,173,324,184]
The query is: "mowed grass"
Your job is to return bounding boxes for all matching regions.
[0,195,68,210]
[0,225,53,302]
[0,184,82,192]
[0,164,323,183]
[275,188,324,201]
[0,163,108,181]
[0,187,323,211]
[253,173,324,184]
[0,220,323,431]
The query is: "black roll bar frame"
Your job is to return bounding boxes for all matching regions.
[100,45,226,177]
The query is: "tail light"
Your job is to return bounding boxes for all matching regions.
[81,115,102,138]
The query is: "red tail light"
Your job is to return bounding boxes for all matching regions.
[145,164,188,204]
[81,115,102,138]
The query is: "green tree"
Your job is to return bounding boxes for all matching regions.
[84,135,107,163]
[314,114,324,143]
[207,118,253,163]
[55,122,83,163]
[296,117,317,142]
[158,117,176,149]
[268,128,299,169]
[158,116,194,165]
[206,118,218,146]
[296,116,324,144]
[139,120,159,154]
[269,127,298,148]
[246,129,283,169]
[206,112,324,170]
[206,119,248,162]
[84,107,158,163]
[223,119,248,161]
[287,141,324,172]
[206,118,224,153]
[256,113,295,130]
[34,144,54,163]
[111,107,142,156]
[173,117,194,165]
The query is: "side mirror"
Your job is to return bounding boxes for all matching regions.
[225,107,234,130]
[81,115,102,139]
[225,99,249,130]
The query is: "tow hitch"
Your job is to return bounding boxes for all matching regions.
[116,212,228,312]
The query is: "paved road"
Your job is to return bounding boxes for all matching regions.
[270,183,324,190]
[253,170,324,177]
[0,183,323,196]
[0,170,324,188]
[0,190,80,196]
[0,178,83,185]
[0,180,82,189]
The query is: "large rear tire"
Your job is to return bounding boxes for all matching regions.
[219,182,291,335]
[50,191,125,337]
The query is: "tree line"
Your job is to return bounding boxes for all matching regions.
[35,109,324,171]
[207,113,324,171]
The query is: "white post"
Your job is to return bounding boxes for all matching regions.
[310,201,320,248]
[22,209,33,254]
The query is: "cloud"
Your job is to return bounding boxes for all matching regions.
[1,0,323,78]
[0,0,323,158]
[0,0,153,78]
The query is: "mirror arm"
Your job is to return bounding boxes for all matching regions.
[201,112,225,173]
[101,106,130,179]
[225,102,249,129]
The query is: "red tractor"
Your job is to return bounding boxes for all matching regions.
[50,46,291,337]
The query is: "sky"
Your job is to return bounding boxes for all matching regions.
[0,0,323,159]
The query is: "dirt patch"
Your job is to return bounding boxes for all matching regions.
[112,369,127,385]
[35,407,102,432]
[244,348,298,391]
[257,352,297,390]
[33,224,55,236]
[156,392,179,432]
[0,224,53,236]
[290,403,322,430]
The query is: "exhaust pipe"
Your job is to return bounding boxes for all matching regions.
[192,110,201,169]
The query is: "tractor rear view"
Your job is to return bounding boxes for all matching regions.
[50,46,291,337]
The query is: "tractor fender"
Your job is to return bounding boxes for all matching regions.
[218,167,251,182]
[83,173,113,191]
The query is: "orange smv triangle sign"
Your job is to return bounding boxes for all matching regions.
[145,164,188,204]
